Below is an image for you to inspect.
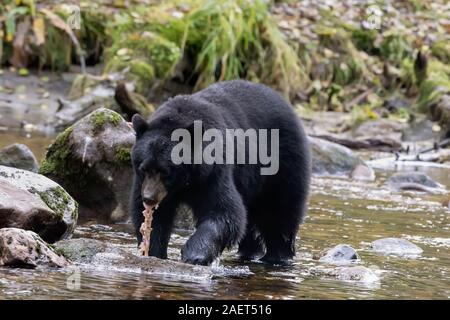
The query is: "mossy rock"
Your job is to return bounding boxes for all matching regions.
[40,108,135,222]
[0,166,78,243]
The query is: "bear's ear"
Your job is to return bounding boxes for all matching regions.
[132,114,149,137]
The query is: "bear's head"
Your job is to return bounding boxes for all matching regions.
[131,113,213,206]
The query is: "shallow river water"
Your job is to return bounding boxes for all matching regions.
[0,132,449,300]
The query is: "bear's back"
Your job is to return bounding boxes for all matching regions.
[150,80,300,133]
[192,80,298,130]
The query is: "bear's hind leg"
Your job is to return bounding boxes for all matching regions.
[238,224,265,261]
[258,189,306,265]
[259,231,296,265]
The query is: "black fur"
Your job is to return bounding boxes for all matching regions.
[130,80,311,265]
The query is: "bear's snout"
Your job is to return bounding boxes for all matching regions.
[141,173,168,206]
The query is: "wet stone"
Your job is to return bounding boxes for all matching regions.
[384,172,446,194]
[351,164,376,181]
[0,143,39,172]
[315,244,360,264]
[0,228,69,268]
[309,137,368,177]
[55,238,213,280]
[0,165,78,243]
[371,238,423,257]
[331,266,379,283]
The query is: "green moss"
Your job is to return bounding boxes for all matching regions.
[39,126,74,176]
[72,202,79,220]
[109,112,122,127]
[90,110,122,133]
[351,28,379,55]
[115,146,132,165]
[90,111,107,131]
[54,247,68,258]
[29,186,72,220]
[35,241,42,255]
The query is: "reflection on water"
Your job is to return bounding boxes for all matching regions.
[0,133,449,299]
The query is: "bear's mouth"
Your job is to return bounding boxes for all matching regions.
[143,202,159,212]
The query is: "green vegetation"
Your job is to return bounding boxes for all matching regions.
[1,0,449,126]
[39,125,73,176]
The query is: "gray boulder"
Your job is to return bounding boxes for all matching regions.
[353,119,407,143]
[371,238,423,257]
[0,143,39,172]
[40,108,135,222]
[384,172,446,194]
[0,228,69,268]
[315,244,360,264]
[0,165,78,243]
[309,137,371,177]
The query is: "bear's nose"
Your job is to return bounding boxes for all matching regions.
[142,196,158,207]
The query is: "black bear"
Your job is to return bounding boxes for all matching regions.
[130,80,311,265]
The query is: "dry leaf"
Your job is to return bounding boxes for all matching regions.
[32,17,45,46]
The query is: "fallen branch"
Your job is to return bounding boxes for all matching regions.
[309,134,402,152]
[417,138,450,154]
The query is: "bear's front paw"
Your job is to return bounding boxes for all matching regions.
[181,246,216,266]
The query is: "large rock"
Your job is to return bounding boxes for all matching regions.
[309,137,372,177]
[384,172,446,194]
[401,118,439,142]
[0,165,78,243]
[0,228,69,268]
[0,143,39,172]
[55,238,212,279]
[371,238,423,257]
[40,108,135,222]
[353,119,407,143]
[53,81,117,132]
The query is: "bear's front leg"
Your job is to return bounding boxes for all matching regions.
[181,219,224,265]
[131,175,177,259]
[147,200,178,259]
[181,179,246,266]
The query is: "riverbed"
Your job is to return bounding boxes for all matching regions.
[0,132,449,300]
